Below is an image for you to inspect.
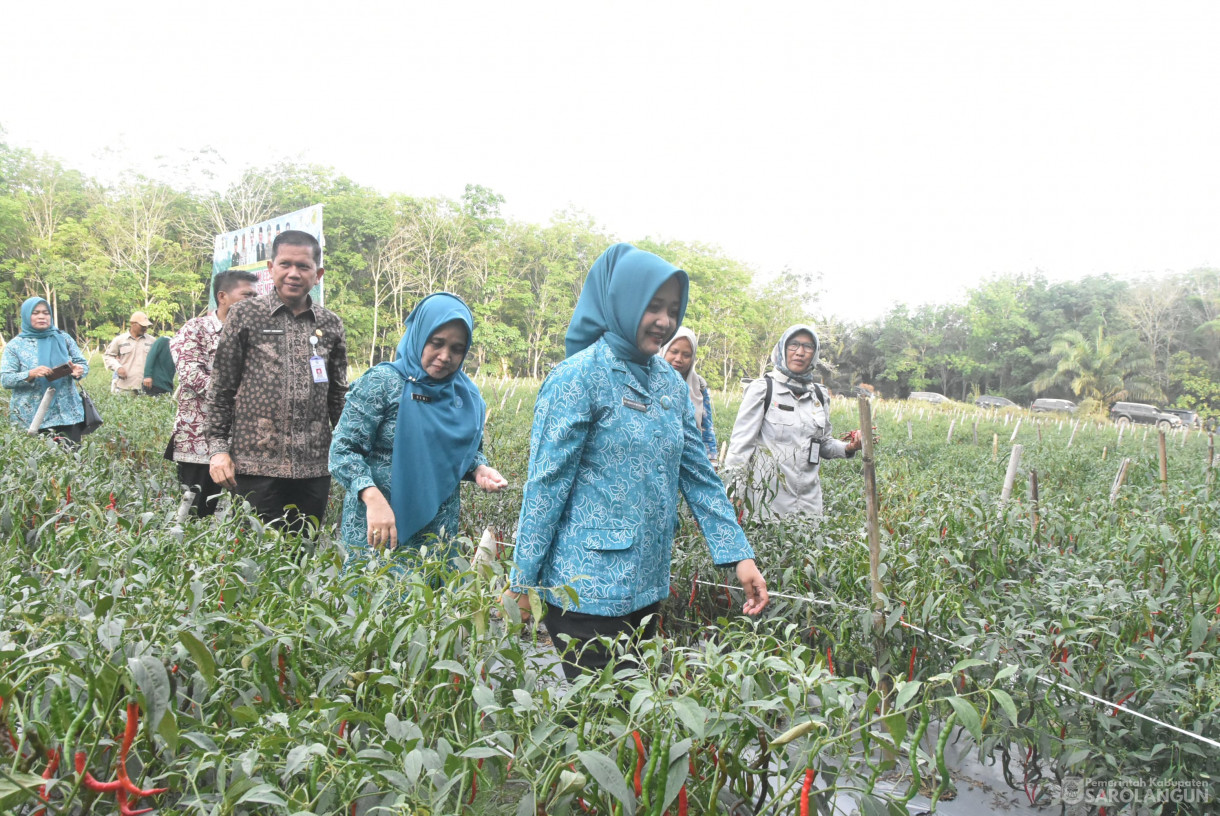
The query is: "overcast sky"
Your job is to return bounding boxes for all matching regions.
[4,1,1219,322]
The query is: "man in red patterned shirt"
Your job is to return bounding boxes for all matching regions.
[168,270,258,517]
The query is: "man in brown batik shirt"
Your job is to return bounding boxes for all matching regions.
[206,230,347,532]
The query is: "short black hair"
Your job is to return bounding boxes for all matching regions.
[271,229,322,266]
[213,269,259,300]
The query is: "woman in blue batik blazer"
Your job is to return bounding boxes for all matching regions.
[330,293,507,577]
[507,244,768,678]
[1,297,89,444]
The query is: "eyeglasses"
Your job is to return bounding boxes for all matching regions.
[785,341,815,353]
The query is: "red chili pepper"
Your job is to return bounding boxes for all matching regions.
[688,571,698,608]
[632,730,645,796]
[278,653,288,693]
[468,757,485,804]
[800,768,815,816]
[337,720,348,756]
[908,646,917,681]
[32,748,61,816]
[74,752,122,793]
[1111,691,1136,716]
[826,647,834,676]
[117,787,153,816]
[116,703,168,797]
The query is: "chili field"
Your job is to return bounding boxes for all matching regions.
[1,368,1217,815]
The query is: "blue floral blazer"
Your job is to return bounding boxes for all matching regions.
[511,339,753,616]
[0,336,89,430]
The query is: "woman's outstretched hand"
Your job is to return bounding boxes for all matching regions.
[735,559,769,615]
[474,465,508,492]
[498,588,534,622]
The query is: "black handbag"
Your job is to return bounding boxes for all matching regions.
[78,386,103,435]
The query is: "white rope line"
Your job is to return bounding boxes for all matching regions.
[691,579,1220,750]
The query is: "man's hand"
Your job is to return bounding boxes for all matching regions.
[473,465,508,492]
[360,486,398,550]
[209,453,237,490]
[142,377,153,389]
[735,559,769,616]
[117,367,127,379]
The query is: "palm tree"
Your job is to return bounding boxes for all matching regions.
[1033,326,1161,405]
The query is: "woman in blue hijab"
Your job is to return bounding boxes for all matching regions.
[329,293,507,576]
[507,243,769,679]
[0,297,89,444]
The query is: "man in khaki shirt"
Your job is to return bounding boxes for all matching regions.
[104,311,156,394]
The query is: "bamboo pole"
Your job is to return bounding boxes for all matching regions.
[858,397,884,634]
[1158,431,1168,497]
[27,387,56,435]
[1009,418,1022,444]
[972,420,978,445]
[993,434,998,461]
[1037,422,1043,443]
[947,418,955,443]
[1000,444,1023,506]
[907,421,912,441]
[1102,445,1108,461]
[1067,420,1080,448]
[1110,458,1132,504]
[1116,426,1125,447]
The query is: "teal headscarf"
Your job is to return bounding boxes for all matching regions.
[383,293,486,546]
[565,243,690,384]
[17,297,70,369]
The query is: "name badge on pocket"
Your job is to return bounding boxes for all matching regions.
[310,356,328,383]
[808,438,821,464]
[622,397,648,412]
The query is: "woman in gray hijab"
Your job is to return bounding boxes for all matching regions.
[724,324,862,520]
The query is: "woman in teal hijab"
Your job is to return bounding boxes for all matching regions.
[507,243,769,679]
[0,297,89,444]
[329,293,507,577]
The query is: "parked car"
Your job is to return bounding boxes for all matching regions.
[1110,402,1182,430]
[1031,398,1077,414]
[1162,408,1200,429]
[909,391,950,404]
[975,395,1016,409]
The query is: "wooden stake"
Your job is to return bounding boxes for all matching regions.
[972,420,979,445]
[1110,457,1132,504]
[1000,444,1024,506]
[1102,445,1108,461]
[858,397,884,634]
[1029,469,1040,543]
[947,418,956,443]
[1037,422,1043,443]
[1009,418,1022,444]
[907,421,912,441]
[1067,420,1079,448]
[1158,431,1168,497]
[993,433,998,461]
[1117,426,1125,447]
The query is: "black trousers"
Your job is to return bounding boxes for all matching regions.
[542,601,661,681]
[234,474,330,534]
[176,461,222,518]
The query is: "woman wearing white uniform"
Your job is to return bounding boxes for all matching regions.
[724,324,861,520]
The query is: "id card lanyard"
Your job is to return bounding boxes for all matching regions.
[309,335,328,383]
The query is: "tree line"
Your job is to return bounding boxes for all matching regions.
[1,132,1217,415]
